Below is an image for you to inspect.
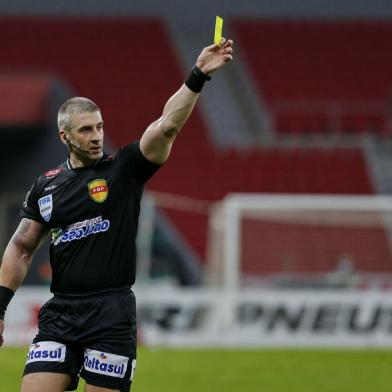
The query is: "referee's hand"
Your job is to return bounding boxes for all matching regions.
[0,319,4,347]
[196,37,234,75]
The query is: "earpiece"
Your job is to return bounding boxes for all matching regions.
[63,134,90,154]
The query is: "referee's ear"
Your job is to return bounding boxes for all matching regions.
[59,129,69,146]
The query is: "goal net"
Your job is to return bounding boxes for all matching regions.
[206,194,392,290]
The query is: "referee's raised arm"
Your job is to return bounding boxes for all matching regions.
[140,38,234,165]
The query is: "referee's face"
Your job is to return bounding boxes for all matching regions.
[66,110,104,163]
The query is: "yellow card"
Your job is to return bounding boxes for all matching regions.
[214,16,223,45]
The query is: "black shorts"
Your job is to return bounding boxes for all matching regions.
[24,287,137,392]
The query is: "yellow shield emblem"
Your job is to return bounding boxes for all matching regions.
[88,179,108,203]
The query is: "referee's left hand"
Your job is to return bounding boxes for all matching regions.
[196,38,234,75]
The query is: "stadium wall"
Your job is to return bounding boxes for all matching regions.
[4,287,392,348]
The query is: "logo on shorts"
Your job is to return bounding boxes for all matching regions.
[88,179,108,203]
[38,194,53,222]
[84,348,128,378]
[26,341,66,364]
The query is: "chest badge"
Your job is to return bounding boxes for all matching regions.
[88,179,109,203]
[38,194,53,222]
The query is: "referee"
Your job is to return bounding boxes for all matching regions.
[0,39,234,392]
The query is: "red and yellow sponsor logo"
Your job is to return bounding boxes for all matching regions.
[88,179,108,203]
[45,168,62,178]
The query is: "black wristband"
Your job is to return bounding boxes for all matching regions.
[0,286,14,320]
[185,66,211,93]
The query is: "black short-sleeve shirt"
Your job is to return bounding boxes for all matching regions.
[20,141,160,294]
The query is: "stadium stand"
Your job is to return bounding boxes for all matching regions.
[0,17,379,271]
[233,20,391,134]
[242,218,392,276]
[0,17,196,146]
[0,75,51,127]
[156,147,373,260]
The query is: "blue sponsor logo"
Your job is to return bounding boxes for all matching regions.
[28,347,62,361]
[60,220,110,243]
[51,216,110,246]
[83,349,128,378]
[26,341,66,364]
[84,357,126,377]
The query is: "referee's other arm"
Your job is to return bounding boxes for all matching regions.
[140,38,233,164]
[0,218,48,346]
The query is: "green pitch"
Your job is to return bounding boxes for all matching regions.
[1,347,391,391]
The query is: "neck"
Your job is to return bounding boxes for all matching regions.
[69,153,100,169]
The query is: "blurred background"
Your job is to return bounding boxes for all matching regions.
[2,0,392,350]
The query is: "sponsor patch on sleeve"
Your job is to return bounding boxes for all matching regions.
[84,348,128,378]
[38,194,53,222]
[26,341,66,364]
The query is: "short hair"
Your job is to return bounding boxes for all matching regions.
[57,97,101,131]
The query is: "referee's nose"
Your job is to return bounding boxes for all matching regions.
[91,126,103,143]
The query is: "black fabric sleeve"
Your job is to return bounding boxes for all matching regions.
[117,141,162,185]
[20,179,46,224]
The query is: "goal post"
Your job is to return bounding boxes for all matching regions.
[207,194,392,291]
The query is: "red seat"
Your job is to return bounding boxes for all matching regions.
[233,20,391,134]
